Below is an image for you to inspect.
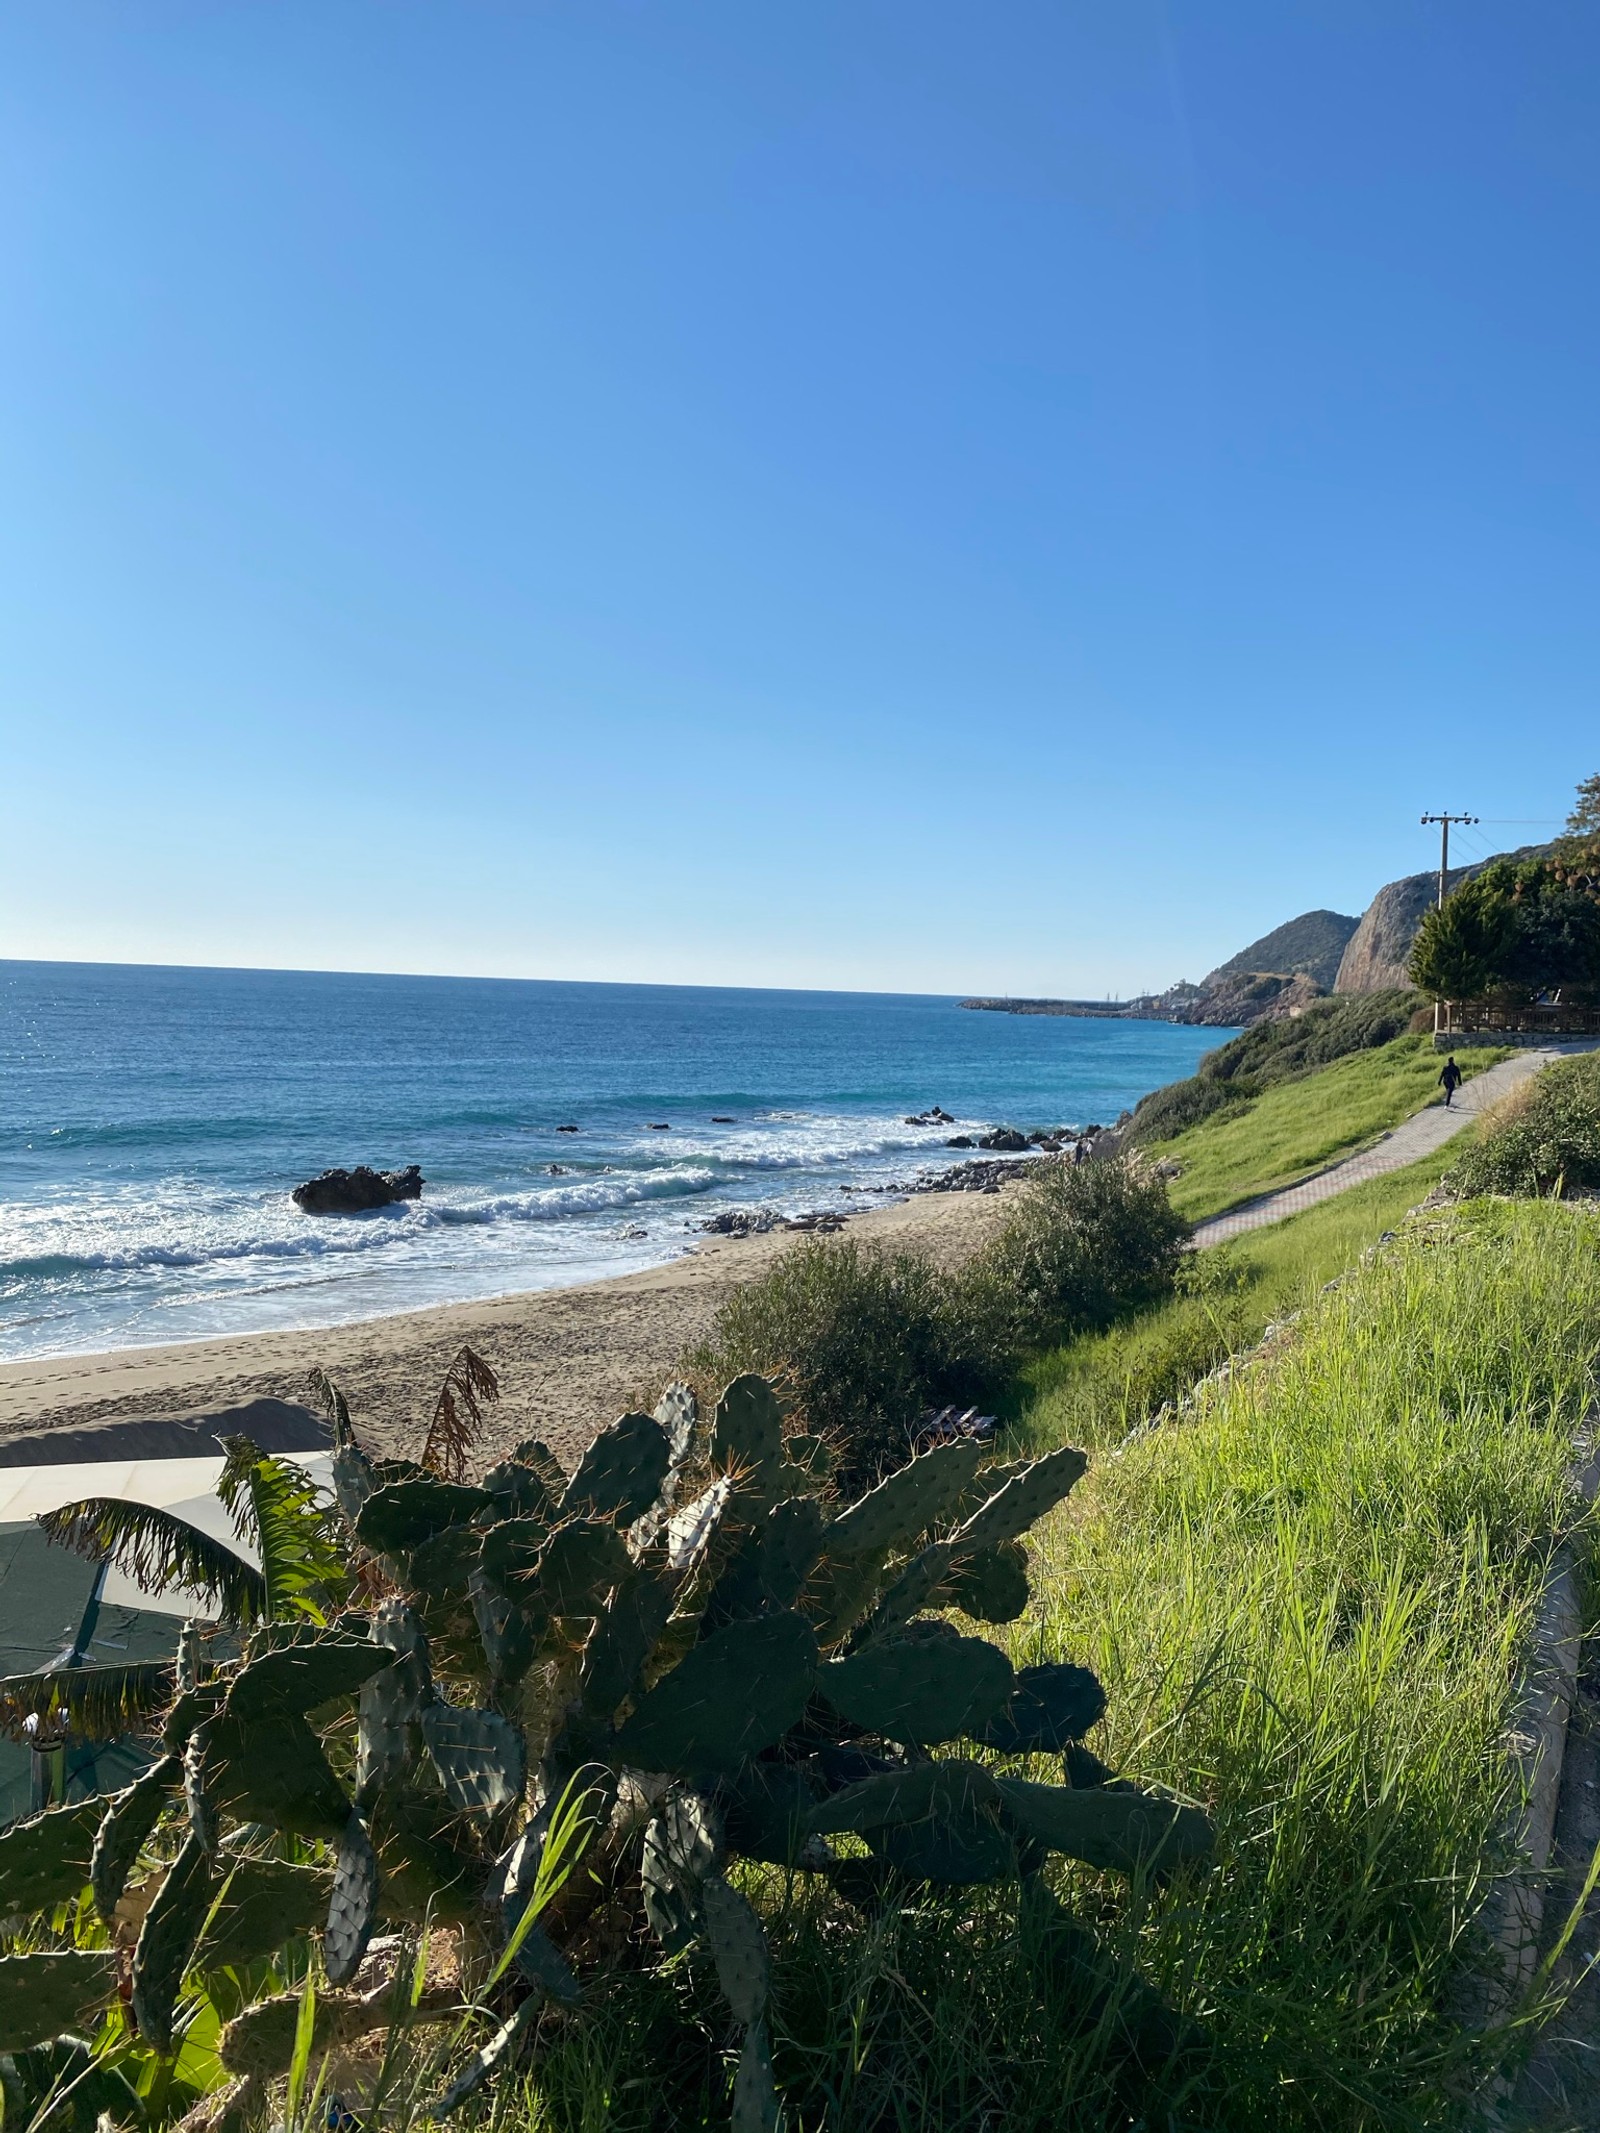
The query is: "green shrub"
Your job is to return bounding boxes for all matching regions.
[1126,990,1421,1147]
[688,1239,1008,1482]
[693,1159,1188,1487]
[1447,1051,1600,1197]
[968,1155,1191,1358]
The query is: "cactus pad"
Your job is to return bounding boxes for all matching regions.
[355,1478,491,1559]
[132,1829,212,2052]
[0,1952,115,2053]
[227,1635,395,1723]
[614,1611,818,1775]
[510,1919,580,2005]
[469,1567,542,1686]
[655,1382,697,1466]
[198,1859,330,1972]
[536,1518,631,1615]
[477,1516,551,1596]
[185,1720,220,1855]
[421,1700,525,1812]
[0,1799,101,1919]
[806,1757,1001,1836]
[948,1540,1030,1624]
[508,1436,568,1496]
[91,1754,180,1922]
[369,1794,482,1924]
[578,1569,674,1721]
[202,1710,351,1840]
[953,1444,1087,1552]
[731,2017,780,2133]
[710,1375,785,1496]
[995,1778,1214,1877]
[482,1458,560,1521]
[324,1810,380,1985]
[357,1612,429,1807]
[716,1759,816,1868]
[872,1801,1016,1885]
[974,1662,1107,1753]
[665,1476,733,1571]
[218,1990,379,2080]
[819,1625,1013,1744]
[641,1787,721,1953]
[701,1872,771,2026]
[825,1439,985,1562]
[561,1410,671,1526]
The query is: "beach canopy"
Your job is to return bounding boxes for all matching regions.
[0,1415,332,1822]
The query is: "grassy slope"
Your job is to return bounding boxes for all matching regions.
[1021,1141,1462,1454]
[1022,1199,1599,2127]
[1149,1033,1507,1222]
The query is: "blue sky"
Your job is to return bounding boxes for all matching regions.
[2,3,1596,995]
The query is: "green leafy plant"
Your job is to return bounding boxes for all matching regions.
[0,1365,1211,2129]
[692,1154,1188,1489]
[1447,1050,1600,1198]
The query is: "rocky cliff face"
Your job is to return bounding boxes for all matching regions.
[1333,867,1471,993]
[1335,843,1554,994]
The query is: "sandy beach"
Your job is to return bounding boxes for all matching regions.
[0,1185,1020,1471]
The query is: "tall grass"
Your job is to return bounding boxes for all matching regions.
[1021,1142,1460,1454]
[490,1200,1600,2132]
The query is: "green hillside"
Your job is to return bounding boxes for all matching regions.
[1203,906,1358,988]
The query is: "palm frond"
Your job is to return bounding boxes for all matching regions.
[0,1662,176,1745]
[309,1367,355,1450]
[38,1498,268,1624]
[217,1438,349,1624]
[419,1345,500,1483]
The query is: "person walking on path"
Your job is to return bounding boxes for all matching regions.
[1439,1055,1464,1107]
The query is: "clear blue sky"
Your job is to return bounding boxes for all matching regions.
[3,4,1596,995]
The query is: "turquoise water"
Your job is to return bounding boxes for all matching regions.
[0,963,1232,1359]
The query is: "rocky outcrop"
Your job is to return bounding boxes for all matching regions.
[1333,869,1469,993]
[1180,968,1326,1026]
[1334,842,1558,994]
[1202,909,1359,992]
[293,1164,423,1215]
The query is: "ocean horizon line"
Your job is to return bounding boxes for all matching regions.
[0,955,1155,1009]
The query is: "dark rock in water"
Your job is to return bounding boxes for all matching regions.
[711,1116,737,1124]
[945,1135,975,1149]
[913,1157,1037,1195]
[293,1164,423,1215]
[904,1107,956,1126]
[556,1124,580,1133]
[701,1209,782,1237]
[646,1122,670,1131]
[978,1127,1029,1153]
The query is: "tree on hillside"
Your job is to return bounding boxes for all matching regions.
[1408,878,1517,1003]
[1565,770,1600,837]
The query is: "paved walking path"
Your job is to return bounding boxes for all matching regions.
[1188,1042,1599,1251]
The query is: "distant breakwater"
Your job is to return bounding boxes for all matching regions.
[961,997,1156,1019]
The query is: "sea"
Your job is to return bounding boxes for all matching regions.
[0,962,1234,1362]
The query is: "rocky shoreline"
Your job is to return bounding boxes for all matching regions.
[695,1120,1124,1238]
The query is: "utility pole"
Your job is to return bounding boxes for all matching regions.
[1419,812,1478,908]
[1419,812,1479,1038]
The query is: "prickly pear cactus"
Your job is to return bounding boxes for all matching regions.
[0,1369,1212,2130]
